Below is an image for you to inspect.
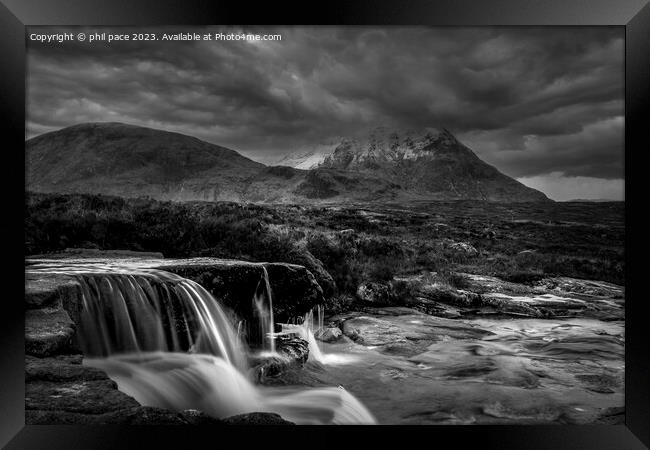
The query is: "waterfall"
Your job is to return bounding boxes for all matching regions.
[279,307,326,363]
[279,305,358,366]
[27,261,375,425]
[251,267,276,353]
[85,351,376,424]
[75,269,247,371]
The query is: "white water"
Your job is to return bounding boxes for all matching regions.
[85,351,375,424]
[252,267,276,353]
[278,305,359,366]
[27,261,375,425]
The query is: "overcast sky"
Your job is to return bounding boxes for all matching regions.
[26,26,624,200]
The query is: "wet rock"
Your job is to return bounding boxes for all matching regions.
[276,335,309,364]
[315,327,343,342]
[251,336,309,382]
[24,354,145,422]
[25,355,106,382]
[222,412,294,425]
[26,378,140,414]
[25,307,77,357]
[24,274,80,309]
[26,256,328,323]
[155,258,325,322]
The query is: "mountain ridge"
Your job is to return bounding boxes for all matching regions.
[26,122,550,204]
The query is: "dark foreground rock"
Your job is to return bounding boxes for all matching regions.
[250,336,310,384]
[25,308,78,357]
[222,412,294,425]
[159,259,324,322]
[25,353,294,425]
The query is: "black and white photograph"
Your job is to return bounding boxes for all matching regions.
[23,25,626,426]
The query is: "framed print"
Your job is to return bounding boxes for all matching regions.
[1,0,648,448]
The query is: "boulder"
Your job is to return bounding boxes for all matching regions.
[27,256,327,323]
[275,335,310,365]
[315,327,343,343]
[250,336,310,383]
[153,258,325,322]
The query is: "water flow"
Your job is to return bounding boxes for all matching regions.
[85,351,376,424]
[251,267,276,353]
[74,269,247,371]
[277,305,357,365]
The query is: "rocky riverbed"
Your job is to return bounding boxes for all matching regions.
[24,253,624,425]
[260,273,625,424]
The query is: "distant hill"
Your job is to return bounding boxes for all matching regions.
[26,122,550,203]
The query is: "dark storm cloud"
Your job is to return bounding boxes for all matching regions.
[27,26,623,185]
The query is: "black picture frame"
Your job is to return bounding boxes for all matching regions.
[1,0,648,448]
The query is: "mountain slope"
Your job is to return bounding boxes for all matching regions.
[26,122,550,203]
[285,127,549,202]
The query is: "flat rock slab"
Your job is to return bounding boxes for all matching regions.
[26,256,325,322]
[26,355,108,382]
[25,273,81,309]
[26,378,140,414]
[25,308,77,357]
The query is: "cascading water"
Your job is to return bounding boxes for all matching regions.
[279,305,357,365]
[75,270,247,371]
[26,261,376,425]
[251,267,276,353]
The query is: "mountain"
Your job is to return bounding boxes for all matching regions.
[26,122,550,203]
[280,126,550,202]
[274,143,338,170]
